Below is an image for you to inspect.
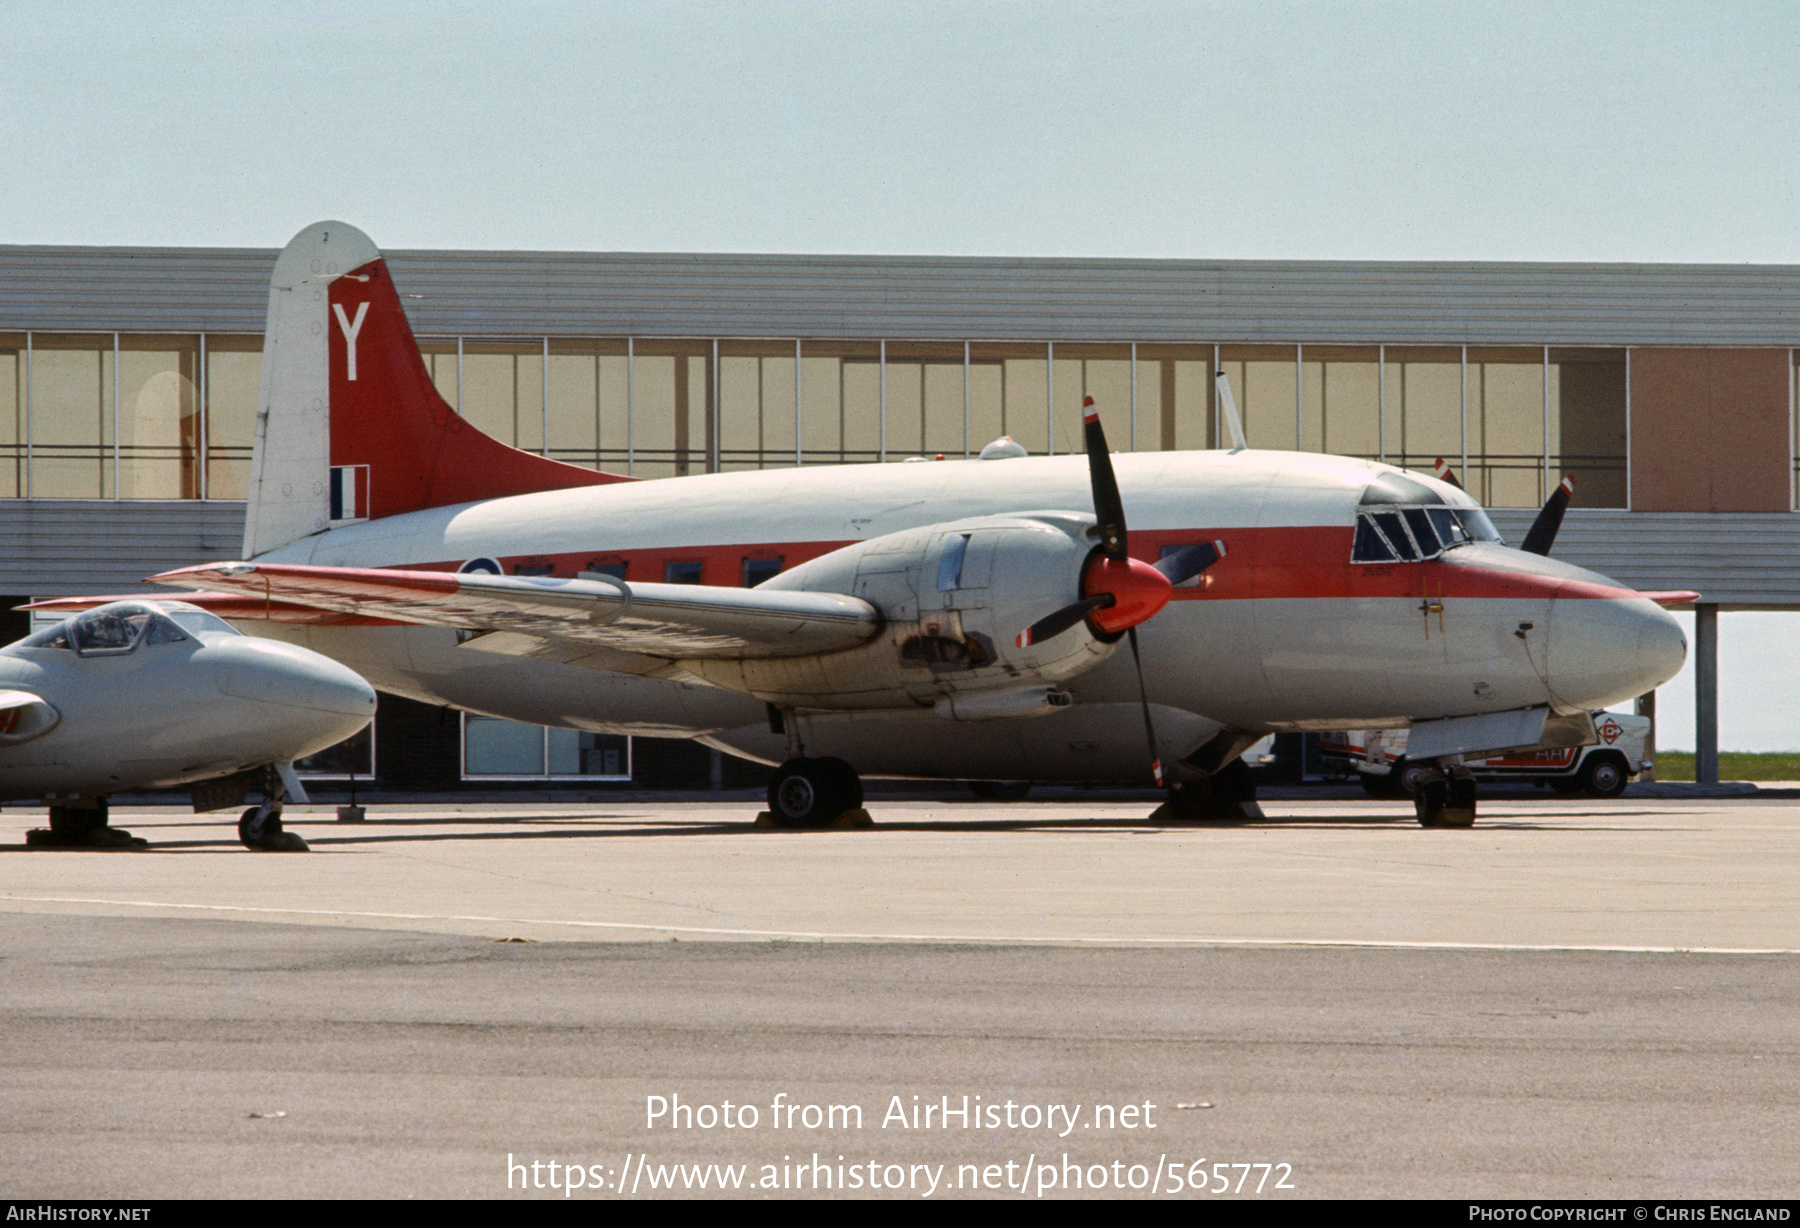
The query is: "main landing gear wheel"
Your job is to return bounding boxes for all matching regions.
[766,757,863,828]
[49,804,104,842]
[26,800,146,849]
[1156,759,1259,822]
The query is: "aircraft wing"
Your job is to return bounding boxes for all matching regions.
[148,563,881,660]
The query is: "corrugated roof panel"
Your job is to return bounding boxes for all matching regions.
[2,244,1798,345]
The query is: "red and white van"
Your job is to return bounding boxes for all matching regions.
[1318,712,1652,798]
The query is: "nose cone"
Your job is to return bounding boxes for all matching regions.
[1637,602,1688,694]
[209,638,377,758]
[215,637,377,718]
[1550,593,1688,710]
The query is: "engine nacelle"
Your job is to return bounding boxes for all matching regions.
[680,512,1117,711]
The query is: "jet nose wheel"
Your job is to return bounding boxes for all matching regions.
[238,804,308,851]
[766,757,863,828]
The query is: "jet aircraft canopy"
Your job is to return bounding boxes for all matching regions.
[11,601,242,657]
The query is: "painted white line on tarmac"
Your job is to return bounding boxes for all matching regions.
[3,893,1794,953]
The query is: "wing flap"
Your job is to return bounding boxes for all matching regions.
[149,563,881,660]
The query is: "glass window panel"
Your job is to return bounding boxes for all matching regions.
[969,343,1047,454]
[205,335,261,500]
[1549,348,1626,509]
[1051,344,1132,454]
[547,728,631,778]
[742,556,782,587]
[417,338,459,411]
[799,340,880,465]
[0,333,23,497]
[459,341,544,452]
[29,333,113,498]
[1465,347,1547,508]
[632,340,711,478]
[294,725,374,778]
[116,334,200,499]
[463,714,545,776]
[1382,346,1462,476]
[1304,345,1380,459]
[545,338,629,473]
[1136,344,1213,451]
[719,340,798,471]
[1220,345,1298,451]
[885,341,964,459]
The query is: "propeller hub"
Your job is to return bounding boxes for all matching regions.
[1083,554,1172,635]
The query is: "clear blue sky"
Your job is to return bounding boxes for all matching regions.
[5,1,1798,747]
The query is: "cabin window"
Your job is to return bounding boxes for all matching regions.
[742,557,782,587]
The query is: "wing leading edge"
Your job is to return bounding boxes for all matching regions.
[149,563,881,660]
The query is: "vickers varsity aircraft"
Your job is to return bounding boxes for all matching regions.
[1,600,376,849]
[60,221,1694,829]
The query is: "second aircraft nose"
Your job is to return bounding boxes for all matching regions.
[213,638,378,718]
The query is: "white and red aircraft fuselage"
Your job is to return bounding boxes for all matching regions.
[59,222,1692,826]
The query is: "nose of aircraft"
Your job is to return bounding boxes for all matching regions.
[1637,601,1688,695]
[209,637,377,755]
[1548,591,1688,710]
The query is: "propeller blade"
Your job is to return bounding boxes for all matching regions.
[1520,475,1574,556]
[1082,397,1128,561]
[1155,540,1227,587]
[1016,593,1114,648]
[1433,457,1463,489]
[1127,626,1166,790]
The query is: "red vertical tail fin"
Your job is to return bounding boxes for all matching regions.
[245,221,626,558]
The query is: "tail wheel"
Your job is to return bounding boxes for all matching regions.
[1578,753,1630,799]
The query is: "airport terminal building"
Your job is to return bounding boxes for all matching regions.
[2,242,1796,786]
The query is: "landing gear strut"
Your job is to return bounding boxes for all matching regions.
[25,798,147,849]
[765,756,864,828]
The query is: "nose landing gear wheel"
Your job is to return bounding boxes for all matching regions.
[239,805,308,851]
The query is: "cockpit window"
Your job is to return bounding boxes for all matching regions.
[1352,506,1499,563]
[15,603,193,655]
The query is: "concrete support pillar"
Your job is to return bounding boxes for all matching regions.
[1635,690,1657,781]
[1695,604,1719,784]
